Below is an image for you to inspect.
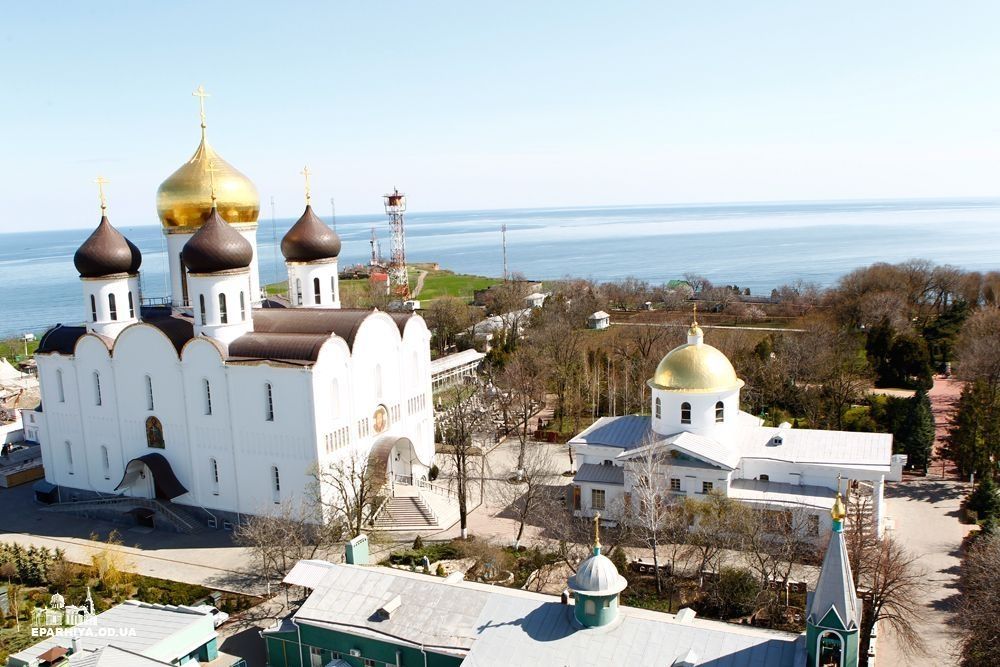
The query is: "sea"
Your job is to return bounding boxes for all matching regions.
[1,198,999,339]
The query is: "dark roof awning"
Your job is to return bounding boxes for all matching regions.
[114,453,189,500]
[32,480,58,493]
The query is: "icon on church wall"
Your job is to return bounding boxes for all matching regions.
[146,416,165,449]
[373,405,389,434]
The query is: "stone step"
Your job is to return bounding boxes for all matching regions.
[374,496,436,529]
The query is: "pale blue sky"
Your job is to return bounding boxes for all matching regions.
[3,1,1000,232]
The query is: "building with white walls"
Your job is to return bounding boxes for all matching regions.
[30,97,434,529]
[569,317,905,539]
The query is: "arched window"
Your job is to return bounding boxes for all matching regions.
[100,445,110,479]
[331,276,336,302]
[210,457,220,495]
[108,293,117,321]
[179,252,189,304]
[818,631,844,666]
[313,277,321,304]
[56,370,65,403]
[296,279,303,305]
[199,294,206,325]
[203,379,212,415]
[264,382,274,421]
[219,293,228,324]
[680,402,691,424]
[654,397,661,419]
[584,599,596,615]
[145,416,165,449]
[93,371,102,406]
[128,291,135,318]
[145,375,154,410]
[715,401,724,423]
[65,441,74,474]
[240,291,246,320]
[271,465,281,503]
[90,295,97,322]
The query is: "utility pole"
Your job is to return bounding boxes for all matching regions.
[501,224,508,282]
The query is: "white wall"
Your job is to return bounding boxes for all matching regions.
[286,259,340,309]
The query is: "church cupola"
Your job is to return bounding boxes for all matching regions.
[281,166,342,308]
[806,490,861,667]
[566,514,628,628]
[75,178,141,339]
[182,180,255,344]
[158,86,262,308]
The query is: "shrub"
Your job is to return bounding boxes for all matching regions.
[429,464,440,481]
[703,567,761,619]
[413,535,424,550]
[968,477,1000,524]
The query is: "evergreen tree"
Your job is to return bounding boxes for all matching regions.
[948,380,1000,478]
[896,389,935,472]
[968,476,1000,524]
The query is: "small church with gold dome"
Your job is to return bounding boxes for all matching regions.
[569,316,907,539]
[30,88,435,528]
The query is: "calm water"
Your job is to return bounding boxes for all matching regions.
[2,198,999,339]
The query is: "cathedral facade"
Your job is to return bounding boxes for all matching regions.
[31,98,434,527]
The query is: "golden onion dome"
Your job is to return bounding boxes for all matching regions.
[831,493,847,522]
[651,331,744,393]
[156,134,259,229]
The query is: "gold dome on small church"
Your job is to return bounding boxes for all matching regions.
[650,312,744,392]
[155,86,259,229]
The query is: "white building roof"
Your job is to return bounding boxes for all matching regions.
[728,479,839,511]
[9,600,213,664]
[71,645,172,667]
[588,311,610,320]
[569,416,651,451]
[430,349,486,376]
[281,561,805,666]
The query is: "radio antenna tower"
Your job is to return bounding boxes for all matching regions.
[330,197,337,231]
[501,224,508,282]
[369,227,379,266]
[383,188,409,297]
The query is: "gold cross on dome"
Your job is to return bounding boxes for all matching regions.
[692,302,698,326]
[205,159,220,203]
[94,176,109,213]
[593,512,601,549]
[192,85,210,130]
[300,165,312,204]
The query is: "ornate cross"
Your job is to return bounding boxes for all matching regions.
[94,176,109,213]
[593,512,601,549]
[205,159,220,202]
[692,301,698,326]
[301,165,312,204]
[192,85,210,129]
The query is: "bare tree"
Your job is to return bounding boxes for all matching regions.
[312,450,386,540]
[425,296,478,355]
[621,444,678,595]
[440,383,494,539]
[495,346,547,474]
[688,492,743,576]
[494,444,560,545]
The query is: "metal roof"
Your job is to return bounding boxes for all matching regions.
[808,528,860,631]
[574,463,625,486]
[728,479,839,511]
[736,426,892,469]
[430,349,486,375]
[71,645,173,667]
[569,416,651,451]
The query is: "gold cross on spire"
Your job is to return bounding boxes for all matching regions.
[192,84,210,134]
[593,512,601,550]
[692,301,698,326]
[94,176,109,214]
[301,165,312,205]
[205,159,220,203]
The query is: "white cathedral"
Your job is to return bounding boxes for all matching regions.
[569,319,907,539]
[30,98,434,528]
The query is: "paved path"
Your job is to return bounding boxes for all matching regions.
[613,322,807,333]
[927,376,964,480]
[878,479,970,665]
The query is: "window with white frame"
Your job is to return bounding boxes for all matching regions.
[296,278,303,305]
[128,291,135,318]
[219,293,228,324]
[702,481,713,494]
[264,382,274,421]
[145,375,154,411]
[93,371,102,406]
[108,293,117,321]
[65,441,74,474]
[591,488,606,510]
[271,465,281,503]
[56,370,65,403]
[100,445,110,479]
[203,379,212,415]
[330,276,336,302]
[670,477,681,492]
[313,277,321,305]
[199,294,206,325]
[210,458,220,495]
[90,295,97,322]
[240,291,246,321]
[681,402,691,424]
[655,397,661,419]
[715,401,724,423]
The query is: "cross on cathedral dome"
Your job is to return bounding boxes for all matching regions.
[650,314,743,393]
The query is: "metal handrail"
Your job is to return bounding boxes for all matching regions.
[418,477,458,500]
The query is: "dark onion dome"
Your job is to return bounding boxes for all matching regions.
[181,206,253,273]
[73,216,142,278]
[280,205,341,262]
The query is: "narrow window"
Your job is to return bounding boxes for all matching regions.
[90,295,97,322]
[101,445,110,479]
[654,397,661,419]
[93,371,102,406]
[145,374,154,410]
[715,401,724,423]
[313,277,321,304]
[179,252,189,304]
[210,457,220,495]
[681,402,691,424]
[108,293,117,321]
[199,294,206,325]
[219,293,228,324]
[56,370,65,403]
[265,382,274,421]
[296,279,303,305]
[203,379,212,415]
[240,291,246,320]
[128,291,135,318]
[271,465,281,502]
[331,276,336,302]
[591,489,606,510]
[65,441,74,474]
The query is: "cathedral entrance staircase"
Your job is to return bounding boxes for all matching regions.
[41,496,207,534]
[371,479,462,531]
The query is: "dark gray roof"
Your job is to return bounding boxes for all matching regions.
[574,463,625,485]
[37,324,87,355]
[569,416,651,450]
[227,332,330,364]
[250,308,415,352]
[281,204,342,262]
[74,215,142,278]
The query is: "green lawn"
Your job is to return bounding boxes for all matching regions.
[412,268,500,302]
[0,336,40,363]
